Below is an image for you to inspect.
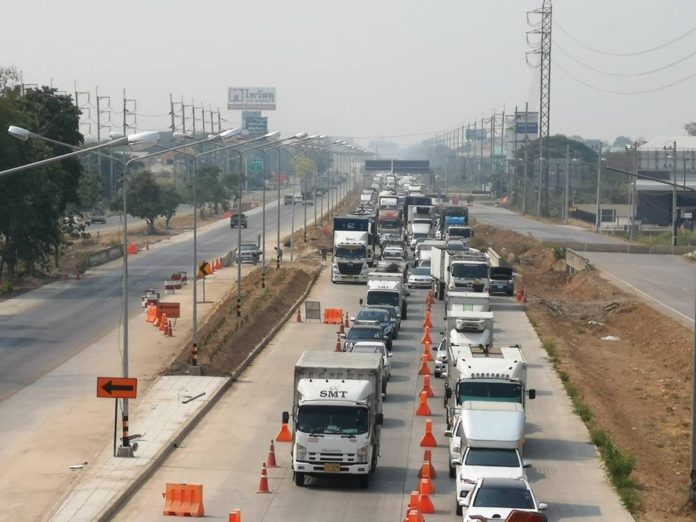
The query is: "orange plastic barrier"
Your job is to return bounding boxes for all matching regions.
[228,510,242,522]
[159,313,168,332]
[146,305,157,323]
[162,483,204,517]
[322,308,344,325]
[127,244,138,255]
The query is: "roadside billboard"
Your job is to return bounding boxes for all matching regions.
[227,87,276,110]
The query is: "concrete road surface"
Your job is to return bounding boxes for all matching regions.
[0,184,343,403]
[470,204,695,326]
[114,269,632,522]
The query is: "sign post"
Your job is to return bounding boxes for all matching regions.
[97,376,138,456]
[198,261,213,302]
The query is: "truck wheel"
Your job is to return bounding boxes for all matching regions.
[294,472,305,487]
[456,502,463,516]
[370,452,378,473]
[401,304,407,320]
[449,463,456,479]
[359,475,370,489]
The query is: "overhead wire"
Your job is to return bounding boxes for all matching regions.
[553,58,696,94]
[553,20,696,57]
[554,40,696,77]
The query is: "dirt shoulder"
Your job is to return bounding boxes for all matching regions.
[472,223,695,522]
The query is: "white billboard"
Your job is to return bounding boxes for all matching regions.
[227,87,276,111]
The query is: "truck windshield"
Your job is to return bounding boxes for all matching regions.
[448,228,471,238]
[465,448,520,467]
[297,405,368,435]
[490,267,513,280]
[367,291,400,307]
[451,263,488,279]
[457,382,523,404]
[335,245,366,259]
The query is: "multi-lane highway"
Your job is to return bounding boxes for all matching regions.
[112,269,631,522]
[470,204,695,326]
[0,187,338,403]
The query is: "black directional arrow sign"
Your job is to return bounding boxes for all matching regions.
[97,377,138,399]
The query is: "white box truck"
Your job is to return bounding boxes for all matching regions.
[287,351,384,488]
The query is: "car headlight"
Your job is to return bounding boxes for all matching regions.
[357,444,368,463]
[296,443,307,461]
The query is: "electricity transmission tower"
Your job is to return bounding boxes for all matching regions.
[527,0,552,215]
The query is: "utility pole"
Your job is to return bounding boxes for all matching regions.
[595,142,603,231]
[513,106,519,205]
[523,145,528,215]
[501,109,506,197]
[490,113,496,196]
[169,93,176,132]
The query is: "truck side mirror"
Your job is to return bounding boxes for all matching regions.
[444,429,453,438]
[282,411,289,424]
[528,389,536,400]
[375,413,384,425]
[451,451,462,465]
[359,298,364,305]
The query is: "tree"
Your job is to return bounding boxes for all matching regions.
[294,156,316,197]
[194,164,226,217]
[612,136,633,148]
[125,171,162,233]
[685,122,696,136]
[159,185,181,229]
[77,170,103,209]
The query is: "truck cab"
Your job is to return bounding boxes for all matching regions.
[289,352,384,489]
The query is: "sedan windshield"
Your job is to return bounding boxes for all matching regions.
[296,405,368,435]
[347,328,382,341]
[465,448,520,468]
[473,485,535,509]
[357,310,389,323]
[412,267,431,276]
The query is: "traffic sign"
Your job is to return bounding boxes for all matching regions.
[248,158,264,173]
[97,377,137,399]
[198,261,212,278]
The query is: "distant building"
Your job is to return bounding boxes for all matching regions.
[636,136,696,227]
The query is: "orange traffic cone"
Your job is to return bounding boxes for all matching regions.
[266,440,278,468]
[422,310,432,328]
[344,312,350,328]
[415,390,431,416]
[421,375,434,398]
[163,320,170,337]
[422,341,433,362]
[159,313,168,332]
[335,332,342,352]
[515,288,522,302]
[216,258,221,270]
[228,510,241,522]
[418,354,431,376]
[339,320,345,335]
[426,289,433,305]
[419,461,435,493]
[167,320,174,337]
[418,449,437,479]
[276,421,292,443]
[418,478,435,513]
[522,288,528,303]
[402,492,423,522]
[296,308,302,322]
[420,419,437,447]
[257,463,271,494]
[420,326,431,345]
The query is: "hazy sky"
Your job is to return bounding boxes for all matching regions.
[3,0,695,147]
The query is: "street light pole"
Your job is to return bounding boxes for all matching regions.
[564,143,570,224]
[595,142,603,232]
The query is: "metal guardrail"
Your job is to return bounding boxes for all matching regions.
[566,248,591,274]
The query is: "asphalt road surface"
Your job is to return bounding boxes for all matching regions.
[0,185,343,403]
[113,270,632,522]
[471,204,695,326]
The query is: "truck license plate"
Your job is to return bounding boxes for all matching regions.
[324,462,341,472]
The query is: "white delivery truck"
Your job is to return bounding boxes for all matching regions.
[446,291,491,314]
[444,344,535,427]
[364,271,408,320]
[448,252,490,293]
[332,217,372,283]
[287,351,384,488]
[447,400,528,514]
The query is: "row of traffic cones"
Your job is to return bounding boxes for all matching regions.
[405,291,440,520]
[256,440,280,493]
[155,312,174,337]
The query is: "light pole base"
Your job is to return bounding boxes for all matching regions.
[116,445,135,458]
[188,364,202,376]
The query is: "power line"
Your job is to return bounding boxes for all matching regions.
[555,40,696,77]
[554,20,696,57]
[553,58,696,94]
